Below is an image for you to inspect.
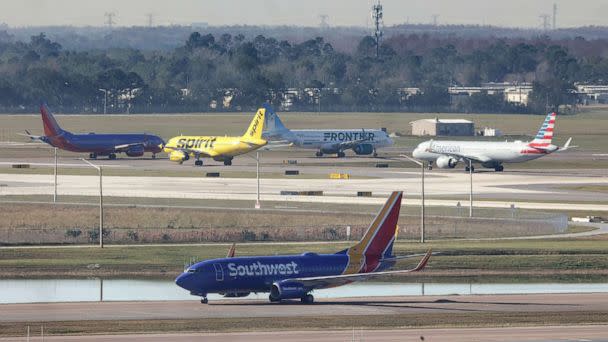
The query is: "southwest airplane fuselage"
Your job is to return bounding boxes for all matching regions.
[32,104,164,159]
[178,253,395,296]
[176,192,433,304]
[44,131,164,155]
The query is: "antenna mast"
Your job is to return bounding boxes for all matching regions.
[371,1,383,59]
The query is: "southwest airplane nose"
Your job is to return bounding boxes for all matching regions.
[175,273,192,290]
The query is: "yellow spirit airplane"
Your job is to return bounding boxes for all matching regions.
[164,107,267,166]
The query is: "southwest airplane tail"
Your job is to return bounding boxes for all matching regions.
[176,191,433,304]
[40,104,65,137]
[341,191,401,274]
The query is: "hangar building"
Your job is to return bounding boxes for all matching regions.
[410,118,474,136]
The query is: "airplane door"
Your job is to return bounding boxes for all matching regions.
[213,263,224,282]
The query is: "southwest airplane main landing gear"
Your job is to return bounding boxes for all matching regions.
[223,158,233,166]
[337,151,345,158]
[151,153,156,159]
[301,294,314,304]
[465,165,475,172]
[195,160,203,166]
[315,151,323,157]
[495,165,504,172]
[108,153,117,160]
[373,149,378,158]
[89,153,97,159]
[200,297,208,304]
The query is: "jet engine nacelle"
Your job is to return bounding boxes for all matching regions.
[221,292,251,298]
[169,150,190,162]
[270,280,307,300]
[353,144,374,155]
[125,145,145,157]
[436,155,458,169]
[320,144,339,154]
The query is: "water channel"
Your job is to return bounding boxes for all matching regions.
[2,279,608,304]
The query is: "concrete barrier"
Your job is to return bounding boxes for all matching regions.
[357,191,372,197]
[12,164,30,168]
[206,172,220,177]
[375,163,389,168]
[285,170,300,175]
[280,190,323,196]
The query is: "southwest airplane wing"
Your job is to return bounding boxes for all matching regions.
[284,249,432,290]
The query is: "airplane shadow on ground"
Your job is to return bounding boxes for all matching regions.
[213,298,577,312]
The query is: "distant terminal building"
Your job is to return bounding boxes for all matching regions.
[410,118,474,136]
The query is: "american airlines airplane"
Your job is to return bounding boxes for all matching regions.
[412,112,573,172]
[262,104,393,157]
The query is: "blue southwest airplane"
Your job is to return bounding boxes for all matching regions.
[22,104,165,159]
[176,191,432,304]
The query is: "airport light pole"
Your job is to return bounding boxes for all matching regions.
[399,154,425,243]
[256,151,261,209]
[98,88,108,114]
[81,158,104,248]
[53,148,57,203]
[246,152,261,209]
[468,159,473,217]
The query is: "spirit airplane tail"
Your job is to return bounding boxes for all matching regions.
[529,112,556,147]
[241,106,267,144]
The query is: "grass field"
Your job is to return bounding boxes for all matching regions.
[1,107,606,152]
[1,239,607,278]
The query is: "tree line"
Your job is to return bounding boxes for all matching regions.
[0,30,607,113]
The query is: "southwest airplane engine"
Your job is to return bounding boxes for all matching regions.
[125,145,145,157]
[436,155,458,169]
[353,144,374,155]
[169,150,190,162]
[270,280,307,300]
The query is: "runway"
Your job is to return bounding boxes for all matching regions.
[2,326,608,342]
[2,293,607,322]
[1,170,608,211]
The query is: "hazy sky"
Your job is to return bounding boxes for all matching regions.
[1,0,607,28]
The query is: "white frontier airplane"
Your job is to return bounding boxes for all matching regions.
[262,104,393,158]
[412,112,573,172]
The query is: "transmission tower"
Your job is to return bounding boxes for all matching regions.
[319,15,329,29]
[431,14,439,26]
[539,14,551,30]
[552,3,557,30]
[104,12,116,29]
[371,1,383,59]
